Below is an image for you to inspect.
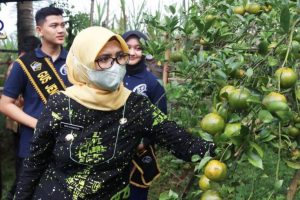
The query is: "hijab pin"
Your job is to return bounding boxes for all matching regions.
[119,118,127,125]
[65,133,74,142]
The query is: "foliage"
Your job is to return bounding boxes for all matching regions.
[143,0,300,199]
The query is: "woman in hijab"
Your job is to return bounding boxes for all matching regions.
[122,30,167,200]
[15,26,215,200]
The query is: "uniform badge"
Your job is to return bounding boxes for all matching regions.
[30,61,42,71]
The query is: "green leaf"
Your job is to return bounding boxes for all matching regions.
[258,110,274,123]
[191,17,204,33]
[214,69,227,79]
[249,142,264,158]
[159,190,178,200]
[295,123,300,128]
[191,154,201,162]
[295,89,300,100]
[247,150,264,169]
[198,131,214,142]
[194,156,212,172]
[274,180,283,190]
[284,159,300,169]
[258,40,268,55]
[228,113,241,123]
[246,68,254,77]
[246,95,261,104]
[169,5,176,14]
[275,110,293,122]
[280,5,290,33]
[268,57,279,67]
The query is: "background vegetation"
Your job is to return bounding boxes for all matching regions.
[1,0,300,199]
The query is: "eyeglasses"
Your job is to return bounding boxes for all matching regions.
[95,53,130,70]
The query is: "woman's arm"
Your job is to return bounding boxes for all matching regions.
[15,95,58,199]
[146,103,215,161]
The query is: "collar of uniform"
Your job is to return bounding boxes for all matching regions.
[35,46,68,60]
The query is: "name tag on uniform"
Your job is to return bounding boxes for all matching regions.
[60,122,84,132]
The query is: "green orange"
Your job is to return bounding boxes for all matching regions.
[204,160,227,181]
[219,85,235,100]
[200,113,225,135]
[198,175,211,191]
[275,67,298,88]
[262,92,288,112]
[200,190,222,200]
[228,88,251,110]
[245,3,261,14]
[233,6,245,15]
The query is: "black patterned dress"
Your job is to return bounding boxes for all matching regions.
[15,92,214,200]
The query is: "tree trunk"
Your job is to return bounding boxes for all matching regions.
[17,1,35,53]
[90,0,95,26]
[287,169,300,200]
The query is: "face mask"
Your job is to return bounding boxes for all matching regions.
[86,62,126,91]
[72,53,126,91]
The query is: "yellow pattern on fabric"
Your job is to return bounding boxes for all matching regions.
[151,104,167,126]
[76,132,107,164]
[65,167,102,200]
[51,112,62,121]
[110,185,130,200]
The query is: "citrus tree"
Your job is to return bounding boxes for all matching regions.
[143,0,300,199]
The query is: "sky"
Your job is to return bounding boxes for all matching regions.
[0,0,181,38]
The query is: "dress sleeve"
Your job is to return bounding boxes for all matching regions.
[145,101,215,161]
[15,95,59,199]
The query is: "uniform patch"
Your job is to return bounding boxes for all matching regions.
[133,84,148,97]
[30,61,42,71]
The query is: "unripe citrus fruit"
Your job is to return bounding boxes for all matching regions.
[275,67,298,88]
[223,122,241,138]
[228,88,250,110]
[198,175,211,191]
[233,6,245,15]
[219,85,235,100]
[204,160,227,181]
[245,3,261,14]
[262,92,287,105]
[200,113,225,135]
[170,51,183,63]
[205,14,216,22]
[286,126,300,137]
[200,190,222,200]
[262,92,288,112]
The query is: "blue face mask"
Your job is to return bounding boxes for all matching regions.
[86,62,126,91]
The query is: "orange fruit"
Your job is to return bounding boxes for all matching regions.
[200,113,225,135]
[205,15,216,22]
[262,92,288,112]
[219,85,235,100]
[228,88,250,110]
[222,122,241,138]
[200,190,222,200]
[245,3,261,14]
[233,69,246,79]
[198,175,211,191]
[286,126,300,137]
[233,6,245,15]
[275,67,298,88]
[262,92,287,105]
[204,160,227,181]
